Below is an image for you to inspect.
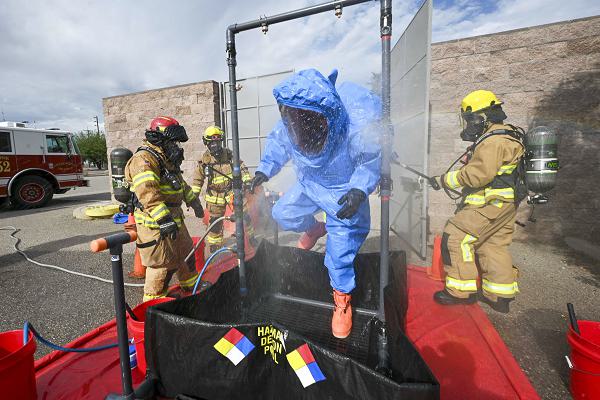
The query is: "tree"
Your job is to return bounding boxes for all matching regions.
[75,131,107,169]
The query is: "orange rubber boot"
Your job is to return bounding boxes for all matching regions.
[297,221,327,250]
[332,289,352,339]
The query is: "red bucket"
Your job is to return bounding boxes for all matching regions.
[0,330,37,400]
[567,320,600,399]
[128,298,174,372]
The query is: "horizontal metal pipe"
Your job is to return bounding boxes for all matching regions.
[228,0,374,34]
[273,293,378,317]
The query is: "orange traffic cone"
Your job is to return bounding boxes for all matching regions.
[125,213,146,279]
[427,235,445,281]
[129,248,146,279]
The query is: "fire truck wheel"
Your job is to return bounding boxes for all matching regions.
[11,175,54,209]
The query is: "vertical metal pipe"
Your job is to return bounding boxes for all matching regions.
[378,0,392,321]
[376,1,393,376]
[109,244,134,399]
[226,28,247,295]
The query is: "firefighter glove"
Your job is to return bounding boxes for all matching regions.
[158,215,178,240]
[336,188,366,220]
[250,171,269,194]
[190,198,204,219]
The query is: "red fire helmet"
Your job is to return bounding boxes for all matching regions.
[149,116,179,133]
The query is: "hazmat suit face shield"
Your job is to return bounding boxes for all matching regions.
[280,105,329,156]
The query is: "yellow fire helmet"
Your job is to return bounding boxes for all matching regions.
[461,90,503,114]
[203,125,224,141]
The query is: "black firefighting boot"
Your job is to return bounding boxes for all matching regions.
[433,290,477,305]
[478,295,512,314]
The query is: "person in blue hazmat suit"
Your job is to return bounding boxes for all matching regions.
[249,69,381,339]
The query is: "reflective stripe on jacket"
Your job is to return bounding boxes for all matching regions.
[125,140,196,229]
[443,124,524,207]
[191,149,251,201]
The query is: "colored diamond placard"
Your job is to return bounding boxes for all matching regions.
[286,343,326,388]
[214,328,255,366]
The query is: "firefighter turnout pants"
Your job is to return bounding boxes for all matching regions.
[442,202,519,302]
[206,203,227,248]
[206,201,254,250]
[136,221,198,301]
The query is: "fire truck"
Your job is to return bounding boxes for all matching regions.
[0,122,88,209]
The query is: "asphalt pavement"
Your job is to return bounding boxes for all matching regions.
[0,175,142,357]
[1,175,598,399]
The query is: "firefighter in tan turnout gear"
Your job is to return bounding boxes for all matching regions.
[434,90,525,313]
[125,116,204,301]
[191,126,253,253]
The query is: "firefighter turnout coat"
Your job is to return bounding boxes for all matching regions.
[191,149,251,246]
[441,124,525,301]
[125,141,198,300]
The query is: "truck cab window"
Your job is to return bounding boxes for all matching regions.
[0,131,11,152]
[70,135,81,154]
[46,135,70,153]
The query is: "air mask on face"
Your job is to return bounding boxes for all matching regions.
[207,140,223,157]
[460,112,486,142]
[163,141,185,168]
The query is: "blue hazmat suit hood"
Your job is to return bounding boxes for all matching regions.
[273,69,349,168]
[258,68,381,200]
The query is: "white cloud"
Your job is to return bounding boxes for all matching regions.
[432,0,600,42]
[0,0,598,132]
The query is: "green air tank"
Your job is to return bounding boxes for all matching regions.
[110,147,134,204]
[524,126,559,194]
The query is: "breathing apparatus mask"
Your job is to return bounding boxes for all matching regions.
[145,124,188,168]
[205,137,224,158]
[203,126,225,158]
[280,105,328,156]
[459,105,507,142]
[460,112,486,142]
[162,141,185,169]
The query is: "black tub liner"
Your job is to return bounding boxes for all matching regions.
[146,241,439,399]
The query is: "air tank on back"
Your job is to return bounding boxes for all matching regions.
[524,126,559,197]
[110,147,134,204]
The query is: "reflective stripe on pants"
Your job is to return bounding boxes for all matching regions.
[443,203,518,300]
[460,234,477,262]
[445,276,477,293]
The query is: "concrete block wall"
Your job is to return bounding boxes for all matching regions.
[102,80,220,183]
[428,16,600,244]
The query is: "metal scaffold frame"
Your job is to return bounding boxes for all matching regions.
[225,0,393,373]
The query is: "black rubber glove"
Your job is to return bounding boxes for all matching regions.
[190,198,204,218]
[250,171,269,194]
[336,188,367,220]
[157,215,178,240]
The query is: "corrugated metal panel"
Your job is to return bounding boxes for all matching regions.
[222,70,295,192]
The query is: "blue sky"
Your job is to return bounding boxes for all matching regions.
[0,0,598,132]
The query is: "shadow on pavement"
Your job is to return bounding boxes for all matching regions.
[0,230,119,268]
[525,308,571,389]
[0,192,111,218]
